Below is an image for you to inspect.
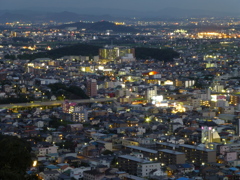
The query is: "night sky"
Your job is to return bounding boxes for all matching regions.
[0,0,240,13]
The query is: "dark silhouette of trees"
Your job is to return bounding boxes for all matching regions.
[0,95,33,104]
[135,47,179,61]
[16,44,100,60]
[0,135,32,180]
[101,150,114,155]
[12,37,33,43]
[4,54,16,60]
[56,21,137,33]
[48,83,89,99]
[5,42,179,63]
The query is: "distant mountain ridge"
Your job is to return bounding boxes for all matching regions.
[64,7,240,18]
[155,7,239,18]
[0,10,118,23]
[0,7,239,23]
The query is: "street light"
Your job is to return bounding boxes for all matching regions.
[33,160,37,167]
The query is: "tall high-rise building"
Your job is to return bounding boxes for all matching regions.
[87,79,97,97]
[236,119,240,136]
[201,126,221,145]
[99,45,135,64]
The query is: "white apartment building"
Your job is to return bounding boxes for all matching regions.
[38,145,58,156]
[137,162,162,177]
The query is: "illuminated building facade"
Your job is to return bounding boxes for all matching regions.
[201,126,221,145]
[71,106,88,122]
[62,100,77,113]
[72,110,88,122]
[157,142,216,165]
[230,95,240,105]
[99,45,135,64]
[146,86,157,102]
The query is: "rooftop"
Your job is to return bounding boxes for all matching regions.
[127,145,158,154]
[118,155,150,163]
[179,144,216,152]
[159,149,185,155]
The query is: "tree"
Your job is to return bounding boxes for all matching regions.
[110,157,118,168]
[0,135,32,180]
[47,83,89,99]
[135,47,179,61]
[101,150,113,155]
[4,54,16,60]
[17,43,100,60]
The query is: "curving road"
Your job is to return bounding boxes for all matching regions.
[0,98,117,109]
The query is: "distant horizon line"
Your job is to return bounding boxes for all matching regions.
[0,7,239,14]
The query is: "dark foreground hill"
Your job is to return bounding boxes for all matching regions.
[15,44,100,60]
[5,43,179,61]
[135,47,179,61]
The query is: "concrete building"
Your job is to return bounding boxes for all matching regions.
[39,170,60,180]
[137,161,161,177]
[99,45,135,64]
[156,142,179,150]
[118,155,159,176]
[146,86,157,102]
[96,140,113,151]
[224,152,237,162]
[38,145,58,156]
[72,110,88,122]
[201,126,221,144]
[219,143,240,153]
[122,139,139,147]
[83,169,104,180]
[87,79,97,97]
[126,146,158,161]
[158,149,185,166]
[178,144,216,165]
[157,142,216,165]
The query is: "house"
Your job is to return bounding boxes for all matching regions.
[175,164,195,174]
[70,166,91,179]
[84,168,106,180]
[39,170,60,180]
[96,140,113,151]
[67,124,83,132]
[83,167,119,180]
[58,173,71,180]
[149,169,167,178]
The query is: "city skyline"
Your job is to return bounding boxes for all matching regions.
[1,0,240,179]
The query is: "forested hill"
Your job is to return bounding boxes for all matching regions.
[55,21,138,33]
[5,44,179,61]
[15,44,100,60]
[135,47,179,61]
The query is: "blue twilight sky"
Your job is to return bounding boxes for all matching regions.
[0,0,240,13]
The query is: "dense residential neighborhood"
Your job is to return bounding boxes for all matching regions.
[1,15,240,180]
